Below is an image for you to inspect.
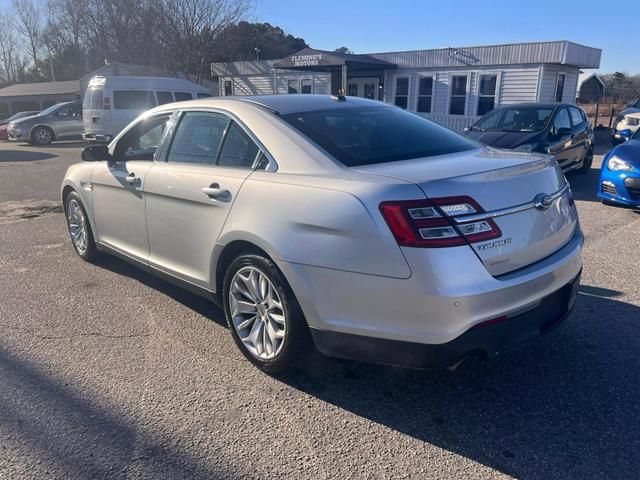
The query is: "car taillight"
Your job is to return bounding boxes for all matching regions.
[379,196,501,248]
[103,97,111,110]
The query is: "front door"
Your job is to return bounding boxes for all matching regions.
[347,78,380,100]
[144,110,260,289]
[91,113,171,262]
[53,102,84,138]
[548,107,579,170]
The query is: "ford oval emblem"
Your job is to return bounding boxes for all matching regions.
[534,193,553,210]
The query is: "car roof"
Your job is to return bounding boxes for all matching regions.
[151,95,391,116]
[493,103,569,110]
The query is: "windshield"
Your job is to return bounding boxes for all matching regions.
[474,106,554,133]
[281,106,478,167]
[633,128,640,140]
[39,103,64,116]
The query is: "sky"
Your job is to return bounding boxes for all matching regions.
[255,0,639,74]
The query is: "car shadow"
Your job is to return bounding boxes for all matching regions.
[82,252,640,478]
[0,345,242,478]
[567,167,600,202]
[276,290,640,479]
[0,149,58,163]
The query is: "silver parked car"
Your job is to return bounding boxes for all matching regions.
[8,100,83,145]
[61,95,583,373]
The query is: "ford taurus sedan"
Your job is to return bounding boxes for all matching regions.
[61,95,583,373]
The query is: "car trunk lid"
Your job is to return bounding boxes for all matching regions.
[355,148,578,276]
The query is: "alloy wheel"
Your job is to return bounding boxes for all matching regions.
[34,128,52,144]
[229,266,286,360]
[67,198,88,255]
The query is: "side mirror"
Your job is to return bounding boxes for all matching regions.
[553,127,572,139]
[463,126,471,133]
[619,129,633,141]
[82,144,110,162]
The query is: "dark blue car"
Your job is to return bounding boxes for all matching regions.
[598,128,640,207]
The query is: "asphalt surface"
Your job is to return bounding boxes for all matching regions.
[0,136,639,479]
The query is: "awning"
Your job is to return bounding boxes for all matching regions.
[273,47,396,72]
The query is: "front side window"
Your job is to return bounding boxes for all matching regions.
[301,79,312,94]
[217,122,260,168]
[394,77,409,109]
[113,90,156,110]
[282,106,477,167]
[115,115,170,162]
[417,77,433,113]
[555,73,566,103]
[477,74,497,116]
[553,108,571,131]
[174,92,193,102]
[288,79,298,94]
[156,91,174,105]
[167,112,229,165]
[449,75,467,115]
[569,107,584,127]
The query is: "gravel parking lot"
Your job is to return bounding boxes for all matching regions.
[1,137,639,479]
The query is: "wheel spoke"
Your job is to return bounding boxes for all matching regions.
[232,299,257,316]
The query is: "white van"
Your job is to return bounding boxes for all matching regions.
[82,76,212,142]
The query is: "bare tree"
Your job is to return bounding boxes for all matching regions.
[13,0,43,68]
[154,0,253,82]
[0,12,20,84]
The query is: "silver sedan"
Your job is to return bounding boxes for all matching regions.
[61,95,583,373]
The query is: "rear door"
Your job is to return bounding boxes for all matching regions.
[569,106,588,163]
[144,110,261,289]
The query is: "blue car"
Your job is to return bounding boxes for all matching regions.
[598,128,640,207]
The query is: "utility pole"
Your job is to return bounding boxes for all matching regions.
[47,45,55,82]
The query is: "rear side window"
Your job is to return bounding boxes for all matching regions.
[174,92,193,102]
[167,112,229,164]
[156,91,174,105]
[281,106,477,167]
[217,122,260,168]
[113,90,156,110]
[197,93,212,98]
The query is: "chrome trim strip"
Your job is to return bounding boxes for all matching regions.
[452,183,570,224]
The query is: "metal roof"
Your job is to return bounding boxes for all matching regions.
[211,41,601,76]
[0,80,79,97]
[369,41,600,69]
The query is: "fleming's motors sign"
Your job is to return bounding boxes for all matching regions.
[290,54,323,67]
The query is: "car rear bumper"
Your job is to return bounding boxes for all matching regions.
[278,226,583,352]
[310,271,580,368]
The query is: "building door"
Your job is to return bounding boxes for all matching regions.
[346,78,380,100]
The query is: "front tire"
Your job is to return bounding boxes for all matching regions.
[31,126,54,145]
[64,191,97,262]
[579,146,594,174]
[223,253,311,373]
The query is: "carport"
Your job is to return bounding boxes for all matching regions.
[273,47,396,99]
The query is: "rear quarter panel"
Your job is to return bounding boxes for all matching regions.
[217,170,424,280]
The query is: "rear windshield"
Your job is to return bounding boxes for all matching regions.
[281,106,477,166]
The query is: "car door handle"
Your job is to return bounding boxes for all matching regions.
[124,173,140,185]
[202,184,231,200]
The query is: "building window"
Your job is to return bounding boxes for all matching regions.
[223,80,233,96]
[288,79,298,94]
[449,75,467,115]
[477,74,497,116]
[555,73,566,103]
[394,77,409,109]
[301,79,312,94]
[417,76,433,113]
[348,83,358,96]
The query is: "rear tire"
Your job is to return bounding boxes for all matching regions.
[31,126,54,145]
[223,253,312,374]
[64,191,98,262]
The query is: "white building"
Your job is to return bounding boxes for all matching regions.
[210,40,601,131]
